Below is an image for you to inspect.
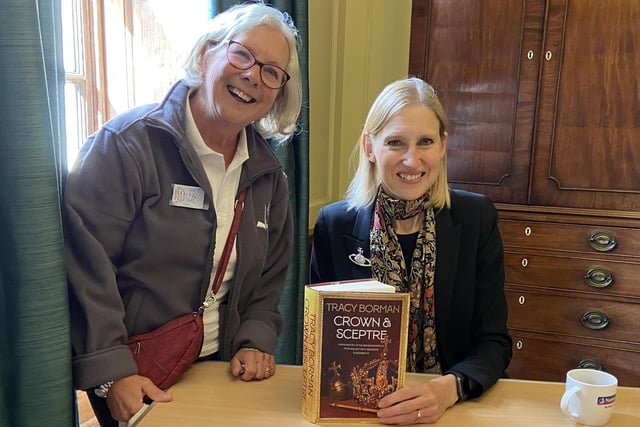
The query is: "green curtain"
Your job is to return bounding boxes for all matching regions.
[215,0,310,365]
[0,1,73,426]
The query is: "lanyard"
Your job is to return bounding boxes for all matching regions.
[201,188,247,309]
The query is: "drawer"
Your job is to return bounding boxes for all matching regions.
[499,220,640,257]
[504,251,640,297]
[505,290,640,343]
[507,332,640,387]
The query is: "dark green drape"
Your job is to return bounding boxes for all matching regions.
[215,0,310,365]
[0,1,72,426]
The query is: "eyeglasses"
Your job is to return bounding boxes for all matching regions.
[226,40,290,89]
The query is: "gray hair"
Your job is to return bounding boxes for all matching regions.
[346,77,450,209]
[183,1,302,142]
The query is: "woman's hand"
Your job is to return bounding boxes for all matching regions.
[377,374,458,425]
[230,348,276,381]
[106,374,172,422]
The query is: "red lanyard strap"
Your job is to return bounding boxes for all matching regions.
[205,189,247,304]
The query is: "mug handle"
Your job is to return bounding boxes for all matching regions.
[560,386,580,420]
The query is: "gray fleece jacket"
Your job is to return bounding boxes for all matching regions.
[63,80,293,390]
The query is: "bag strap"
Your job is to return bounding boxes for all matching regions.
[201,188,247,309]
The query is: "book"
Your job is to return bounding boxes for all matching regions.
[301,279,410,423]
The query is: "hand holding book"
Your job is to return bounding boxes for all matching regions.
[376,372,459,424]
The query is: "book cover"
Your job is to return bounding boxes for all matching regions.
[301,279,410,423]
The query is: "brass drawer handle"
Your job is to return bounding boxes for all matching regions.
[588,231,617,252]
[577,358,603,370]
[581,311,609,330]
[584,268,614,289]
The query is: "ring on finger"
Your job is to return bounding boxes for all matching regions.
[265,365,274,375]
[416,408,422,419]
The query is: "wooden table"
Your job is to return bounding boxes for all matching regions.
[139,362,640,426]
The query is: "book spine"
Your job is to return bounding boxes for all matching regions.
[301,288,321,422]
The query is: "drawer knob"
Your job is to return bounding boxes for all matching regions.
[588,231,617,252]
[577,358,603,370]
[584,268,614,289]
[581,311,609,330]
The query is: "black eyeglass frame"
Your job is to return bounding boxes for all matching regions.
[226,40,291,89]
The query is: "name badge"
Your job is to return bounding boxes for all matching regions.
[169,184,209,210]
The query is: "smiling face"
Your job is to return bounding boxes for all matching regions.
[195,25,290,132]
[364,104,447,201]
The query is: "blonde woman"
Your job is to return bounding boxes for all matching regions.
[310,77,511,425]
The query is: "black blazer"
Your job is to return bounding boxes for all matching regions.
[310,189,512,396]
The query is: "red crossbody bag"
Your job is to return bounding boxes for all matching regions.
[127,189,246,389]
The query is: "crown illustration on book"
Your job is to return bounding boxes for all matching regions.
[349,335,399,408]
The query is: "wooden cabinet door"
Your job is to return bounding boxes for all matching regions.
[530,0,640,211]
[409,0,544,204]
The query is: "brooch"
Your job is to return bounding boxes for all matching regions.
[349,247,371,267]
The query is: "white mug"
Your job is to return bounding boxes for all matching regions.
[560,368,617,426]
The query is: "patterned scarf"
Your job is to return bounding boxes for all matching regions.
[370,187,441,374]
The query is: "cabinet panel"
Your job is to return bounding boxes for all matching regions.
[499,219,640,258]
[508,332,640,386]
[410,0,640,384]
[506,290,640,343]
[409,0,544,203]
[504,251,640,297]
[530,0,640,210]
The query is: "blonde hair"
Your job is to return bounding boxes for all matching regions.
[346,77,450,210]
[182,1,302,143]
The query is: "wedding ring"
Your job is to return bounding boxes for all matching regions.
[416,408,422,419]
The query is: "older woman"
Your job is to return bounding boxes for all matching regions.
[310,77,512,425]
[64,1,302,425]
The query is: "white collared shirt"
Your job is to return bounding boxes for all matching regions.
[185,94,249,356]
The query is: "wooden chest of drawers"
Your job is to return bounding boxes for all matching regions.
[498,210,640,387]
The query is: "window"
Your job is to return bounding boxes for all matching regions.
[61,0,102,166]
[62,0,210,167]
